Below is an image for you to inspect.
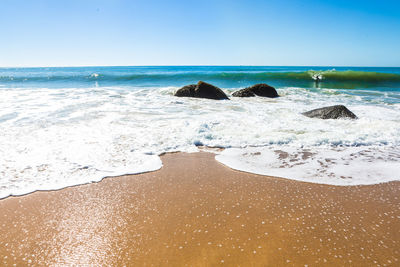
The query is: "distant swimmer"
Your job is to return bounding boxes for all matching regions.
[313,74,322,85]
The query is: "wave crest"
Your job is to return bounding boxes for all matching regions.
[1,70,400,89]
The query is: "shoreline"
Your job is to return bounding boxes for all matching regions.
[2,146,395,201]
[1,152,399,265]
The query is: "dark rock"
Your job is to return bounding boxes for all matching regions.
[174,81,229,100]
[232,83,278,98]
[302,105,358,119]
[195,81,229,100]
[232,89,256,97]
[174,84,196,97]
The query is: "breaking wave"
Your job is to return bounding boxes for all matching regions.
[1,69,400,89]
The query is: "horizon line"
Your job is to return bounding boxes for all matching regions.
[1,64,399,68]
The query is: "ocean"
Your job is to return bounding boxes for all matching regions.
[1,66,399,198]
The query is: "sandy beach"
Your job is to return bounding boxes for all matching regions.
[2,0,400,265]
[0,152,399,266]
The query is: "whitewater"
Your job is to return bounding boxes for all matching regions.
[0,66,400,198]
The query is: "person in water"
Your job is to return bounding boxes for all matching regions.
[314,74,322,86]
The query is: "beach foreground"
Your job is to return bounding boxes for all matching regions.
[0,152,399,266]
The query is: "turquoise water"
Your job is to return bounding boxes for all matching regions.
[0,66,399,198]
[1,66,400,89]
[2,66,399,104]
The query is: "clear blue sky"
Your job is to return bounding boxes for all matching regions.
[1,0,399,67]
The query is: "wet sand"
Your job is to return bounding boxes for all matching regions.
[0,152,399,266]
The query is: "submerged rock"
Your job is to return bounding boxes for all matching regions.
[302,105,358,119]
[174,81,229,100]
[232,83,279,98]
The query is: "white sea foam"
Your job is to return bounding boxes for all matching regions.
[215,146,400,186]
[0,85,399,198]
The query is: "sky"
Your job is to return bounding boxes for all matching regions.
[1,0,399,67]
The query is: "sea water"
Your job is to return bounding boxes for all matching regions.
[1,66,399,198]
